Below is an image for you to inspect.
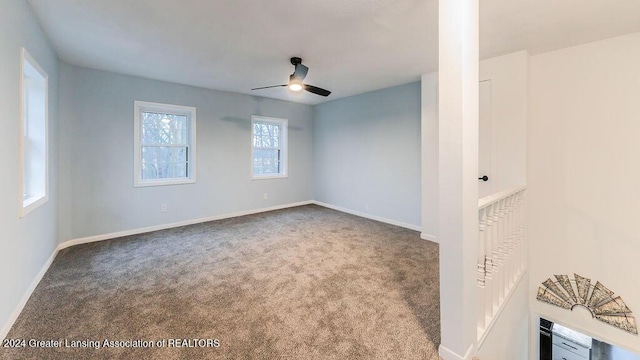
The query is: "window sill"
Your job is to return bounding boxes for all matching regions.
[20,194,48,218]
[251,174,288,181]
[134,178,196,187]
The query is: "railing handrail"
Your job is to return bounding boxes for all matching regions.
[478,185,526,210]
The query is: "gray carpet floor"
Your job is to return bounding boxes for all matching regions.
[0,205,440,359]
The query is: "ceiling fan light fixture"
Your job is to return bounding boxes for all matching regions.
[251,57,330,97]
[288,80,303,92]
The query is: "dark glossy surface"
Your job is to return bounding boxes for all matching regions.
[592,338,640,360]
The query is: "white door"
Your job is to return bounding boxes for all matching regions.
[479,80,494,198]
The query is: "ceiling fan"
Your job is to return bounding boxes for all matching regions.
[251,57,331,97]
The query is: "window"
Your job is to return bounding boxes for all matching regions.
[19,48,48,217]
[134,101,196,187]
[251,116,288,179]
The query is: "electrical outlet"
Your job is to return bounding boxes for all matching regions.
[161,204,168,212]
[263,193,268,200]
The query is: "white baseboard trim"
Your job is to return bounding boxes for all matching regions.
[59,201,314,250]
[1,200,314,341]
[420,232,438,243]
[439,343,474,360]
[311,201,422,232]
[0,247,59,341]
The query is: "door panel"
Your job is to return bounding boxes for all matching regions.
[479,80,493,198]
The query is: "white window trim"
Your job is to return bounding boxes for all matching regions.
[250,115,288,180]
[19,48,49,218]
[133,101,197,187]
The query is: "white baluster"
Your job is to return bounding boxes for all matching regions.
[512,192,520,276]
[498,198,508,302]
[504,194,513,289]
[509,193,518,289]
[490,203,500,312]
[520,191,526,273]
[516,191,524,274]
[477,186,527,339]
[517,194,522,273]
[517,192,524,274]
[477,207,487,332]
[483,205,494,324]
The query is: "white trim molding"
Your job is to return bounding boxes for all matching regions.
[60,201,313,250]
[439,343,475,360]
[312,201,422,232]
[0,248,57,341]
[420,232,438,243]
[55,200,423,252]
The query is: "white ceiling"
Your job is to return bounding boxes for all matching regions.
[27,0,640,105]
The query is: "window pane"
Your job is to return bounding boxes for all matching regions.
[142,146,188,163]
[134,102,196,186]
[251,118,286,177]
[142,112,188,145]
[21,52,47,208]
[141,146,188,179]
[253,149,280,175]
[141,162,188,180]
[253,122,280,149]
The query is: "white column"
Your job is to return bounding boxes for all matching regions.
[438,0,479,358]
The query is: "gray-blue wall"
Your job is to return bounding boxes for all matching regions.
[0,0,59,336]
[58,64,314,240]
[313,82,421,229]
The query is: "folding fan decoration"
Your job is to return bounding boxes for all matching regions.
[537,274,637,334]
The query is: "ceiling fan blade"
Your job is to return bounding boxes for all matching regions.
[292,63,308,81]
[251,84,287,90]
[304,84,331,97]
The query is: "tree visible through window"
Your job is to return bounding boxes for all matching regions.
[251,116,287,178]
[134,101,196,187]
[141,112,188,179]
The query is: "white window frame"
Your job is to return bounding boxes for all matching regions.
[19,48,49,218]
[133,101,197,187]
[251,115,288,180]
